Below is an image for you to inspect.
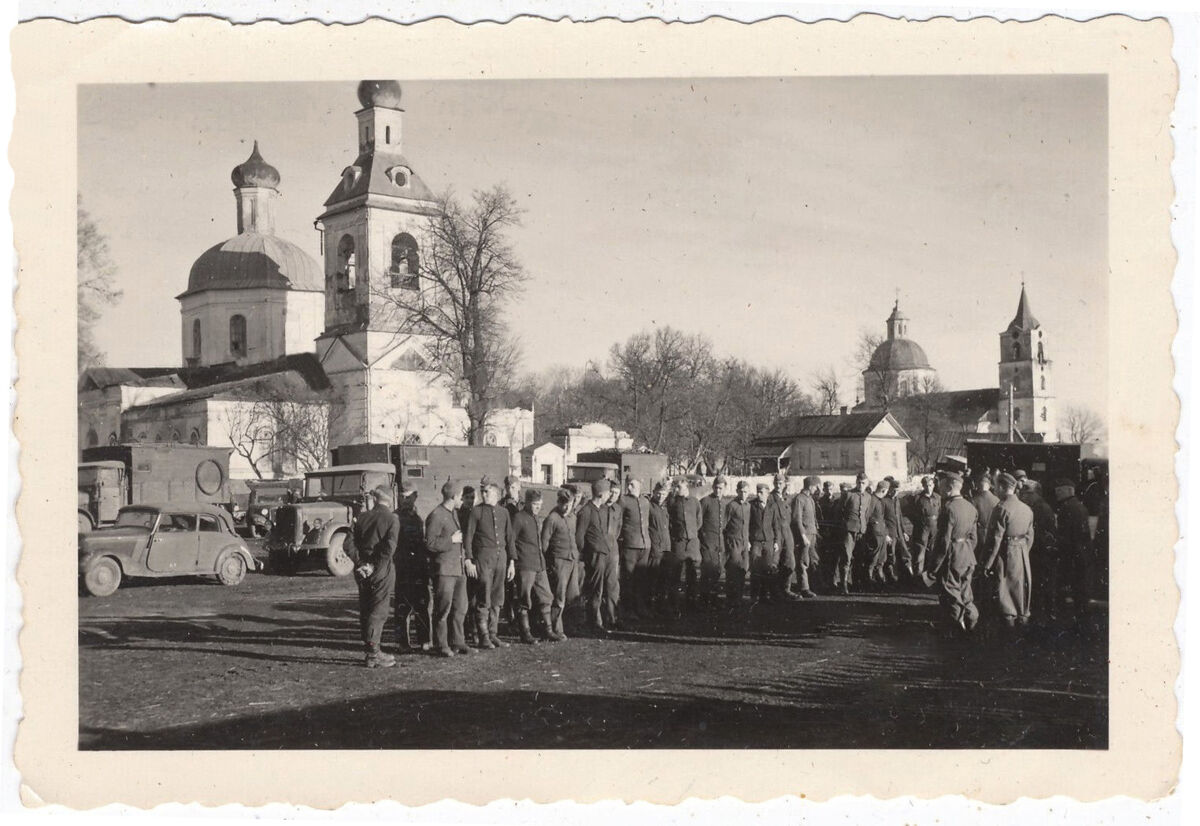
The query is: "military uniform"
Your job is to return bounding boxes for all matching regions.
[792,490,819,594]
[541,505,580,639]
[393,502,431,651]
[723,497,751,603]
[698,492,727,605]
[511,507,553,642]
[925,493,980,632]
[837,488,878,591]
[647,497,671,609]
[1055,492,1093,618]
[748,496,778,600]
[865,493,890,583]
[879,491,909,579]
[617,492,653,615]
[1024,490,1059,620]
[575,500,619,630]
[425,503,469,654]
[666,493,702,610]
[912,490,941,574]
[982,496,1036,625]
[349,505,399,657]
[768,490,796,598]
[464,503,516,646]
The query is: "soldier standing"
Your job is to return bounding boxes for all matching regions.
[350,487,400,668]
[393,482,432,653]
[880,478,909,582]
[768,473,799,600]
[792,476,820,598]
[912,475,941,575]
[836,472,876,594]
[575,479,619,635]
[666,478,703,613]
[981,472,1036,628]
[922,471,980,634]
[464,482,517,649]
[723,480,751,606]
[646,482,672,613]
[424,482,475,657]
[541,487,580,640]
[617,477,653,619]
[1023,479,1059,620]
[747,483,779,601]
[866,480,891,585]
[698,477,729,608]
[511,489,555,644]
[1053,477,1093,621]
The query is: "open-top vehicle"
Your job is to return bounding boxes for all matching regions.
[79,503,260,597]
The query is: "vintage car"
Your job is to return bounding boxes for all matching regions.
[79,503,261,597]
[265,463,396,576]
[238,478,302,538]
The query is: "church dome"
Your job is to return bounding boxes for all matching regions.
[357,80,403,110]
[230,141,280,189]
[868,338,931,371]
[182,233,323,296]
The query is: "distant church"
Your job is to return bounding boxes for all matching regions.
[855,285,1058,450]
[78,81,534,484]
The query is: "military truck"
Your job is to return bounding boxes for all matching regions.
[77,444,234,532]
[963,440,1084,488]
[573,450,669,492]
[264,463,396,576]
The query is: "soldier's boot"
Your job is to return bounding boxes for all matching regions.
[549,606,568,640]
[365,651,397,669]
[542,608,563,641]
[516,609,538,644]
[488,608,510,648]
[475,613,496,649]
[395,610,416,653]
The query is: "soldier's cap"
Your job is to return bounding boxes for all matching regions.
[839,482,851,490]
[371,486,393,505]
[804,475,821,488]
[504,475,520,487]
[1055,477,1077,490]
[855,471,868,481]
[823,480,834,488]
[939,470,963,482]
[997,472,1018,488]
[874,481,890,492]
[524,488,543,504]
[884,475,896,484]
[773,471,788,483]
[756,482,771,492]
[652,481,668,494]
[591,479,611,495]
[399,481,418,496]
[1013,469,1028,480]
[479,475,495,488]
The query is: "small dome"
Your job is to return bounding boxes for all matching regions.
[868,338,931,372]
[231,141,280,189]
[357,80,403,110]
[183,233,322,296]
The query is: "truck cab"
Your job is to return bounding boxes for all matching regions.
[265,463,397,576]
[78,460,128,532]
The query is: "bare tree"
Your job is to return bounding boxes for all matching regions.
[221,391,341,479]
[853,329,897,409]
[77,198,123,371]
[373,186,527,445]
[1063,404,1105,444]
[812,366,842,415]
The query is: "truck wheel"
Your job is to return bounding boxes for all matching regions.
[83,557,121,597]
[216,552,247,586]
[325,532,354,577]
[78,512,93,533]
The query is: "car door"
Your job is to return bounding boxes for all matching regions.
[195,513,228,573]
[145,512,200,573]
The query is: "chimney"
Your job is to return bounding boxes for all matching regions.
[840,406,848,416]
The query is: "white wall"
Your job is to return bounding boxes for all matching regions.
[180,288,323,367]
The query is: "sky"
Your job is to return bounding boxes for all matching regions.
[79,76,1108,415]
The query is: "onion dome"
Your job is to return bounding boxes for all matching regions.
[230,141,280,190]
[181,233,322,297]
[868,338,932,372]
[357,80,403,110]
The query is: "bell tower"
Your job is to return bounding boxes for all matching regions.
[996,284,1057,440]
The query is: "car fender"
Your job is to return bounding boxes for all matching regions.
[220,543,260,572]
[304,521,350,550]
[80,551,123,578]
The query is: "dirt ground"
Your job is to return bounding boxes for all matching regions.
[79,556,1107,750]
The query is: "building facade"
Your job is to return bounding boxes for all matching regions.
[861,301,938,407]
[749,411,911,481]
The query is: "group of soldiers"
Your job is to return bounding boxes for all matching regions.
[346,466,1100,668]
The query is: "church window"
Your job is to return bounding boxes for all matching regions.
[189,428,201,446]
[108,432,118,446]
[839,448,850,468]
[385,125,391,144]
[192,319,202,358]
[86,428,98,448]
[1037,341,1045,364]
[1012,342,1021,359]
[1040,375,1046,391]
[337,235,357,290]
[229,314,247,358]
[1041,407,1047,422]
[390,233,420,290]
[170,428,181,443]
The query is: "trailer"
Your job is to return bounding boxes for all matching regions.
[963,440,1084,488]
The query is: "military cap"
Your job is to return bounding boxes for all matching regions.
[652,481,668,494]
[939,470,963,482]
[504,475,520,487]
[399,480,418,496]
[874,480,890,493]
[591,478,611,496]
[524,488,544,504]
[855,471,869,481]
[773,471,788,483]
[1055,477,1077,490]
[371,486,393,506]
[823,480,834,488]
[804,476,821,488]
[997,472,1018,488]
[479,475,494,488]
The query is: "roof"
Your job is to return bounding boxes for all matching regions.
[78,460,126,470]
[230,141,280,190]
[310,463,395,475]
[78,367,184,392]
[753,411,910,445]
[358,80,404,110]
[319,149,438,218]
[1006,285,1040,333]
[180,232,323,297]
[121,502,236,518]
[867,337,931,372]
[885,387,1002,423]
[121,354,332,412]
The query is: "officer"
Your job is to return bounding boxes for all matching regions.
[350,487,400,668]
[617,477,653,619]
[922,471,981,634]
[723,480,751,605]
[464,482,517,649]
[393,481,432,653]
[511,488,554,644]
[837,472,876,594]
[1054,477,1093,621]
[880,477,909,582]
[541,486,581,640]
[647,481,672,613]
[1023,479,1059,620]
[699,476,729,608]
[666,478,702,613]
[424,481,475,657]
[866,480,891,585]
[767,473,799,600]
[792,476,820,598]
[912,475,941,575]
[981,472,1036,628]
[575,478,619,635]
[970,473,1000,548]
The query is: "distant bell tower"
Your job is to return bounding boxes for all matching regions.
[996,284,1057,441]
[314,81,464,448]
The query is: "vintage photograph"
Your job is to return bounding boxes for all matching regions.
[74,75,1109,751]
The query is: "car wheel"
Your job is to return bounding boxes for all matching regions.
[325,532,354,577]
[83,557,121,597]
[78,513,93,533]
[217,552,247,586]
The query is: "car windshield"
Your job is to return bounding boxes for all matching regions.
[114,509,157,529]
[304,471,391,498]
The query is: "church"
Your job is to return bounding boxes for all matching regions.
[78,81,534,484]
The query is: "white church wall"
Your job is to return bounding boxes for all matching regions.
[180,288,290,367]
[284,290,326,355]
